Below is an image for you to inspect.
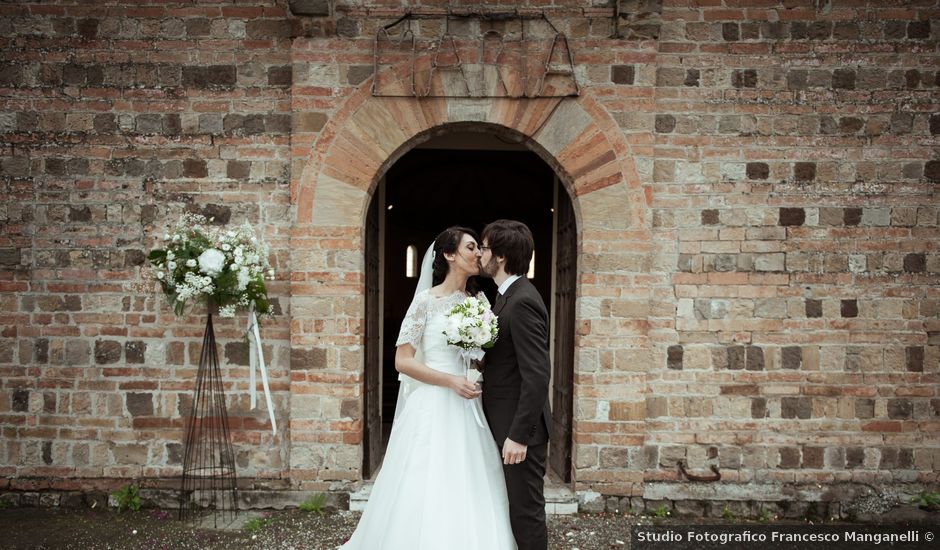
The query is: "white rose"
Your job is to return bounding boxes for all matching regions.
[186,259,196,267]
[222,243,231,251]
[198,248,226,276]
[166,251,175,260]
[156,271,164,279]
[167,261,177,270]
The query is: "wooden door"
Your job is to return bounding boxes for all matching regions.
[363,196,382,478]
[550,187,576,483]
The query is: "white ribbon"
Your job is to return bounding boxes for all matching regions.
[461,352,486,429]
[248,305,277,435]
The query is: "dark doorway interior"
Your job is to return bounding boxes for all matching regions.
[383,146,554,411]
[364,132,575,483]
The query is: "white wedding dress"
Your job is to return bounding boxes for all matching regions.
[341,289,517,550]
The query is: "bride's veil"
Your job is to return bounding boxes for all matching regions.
[393,242,434,423]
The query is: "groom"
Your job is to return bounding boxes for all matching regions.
[479,219,552,550]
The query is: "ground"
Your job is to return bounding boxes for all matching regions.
[0,508,627,549]
[0,508,934,549]
[1,508,630,550]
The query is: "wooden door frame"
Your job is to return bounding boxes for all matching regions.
[362,153,577,483]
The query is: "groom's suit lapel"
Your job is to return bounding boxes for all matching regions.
[493,279,521,317]
[493,293,507,315]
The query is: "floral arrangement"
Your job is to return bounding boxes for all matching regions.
[442,296,499,363]
[148,213,275,318]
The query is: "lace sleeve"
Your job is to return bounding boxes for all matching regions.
[396,289,429,348]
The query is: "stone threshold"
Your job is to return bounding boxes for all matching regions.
[349,476,579,515]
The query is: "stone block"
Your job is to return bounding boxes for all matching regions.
[793,162,816,181]
[290,0,330,16]
[841,300,858,318]
[94,340,121,364]
[656,67,686,87]
[126,393,153,416]
[124,341,145,364]
[903,253,926,273]
[655,114,676,133]
[110,443,148,465]
[611,65,635,85]
[291,347,327,370]
[779,208,805,226]
[667,345,683,370]
[782,346,802,370]
[745,346,764,371]
[906,347,924,372]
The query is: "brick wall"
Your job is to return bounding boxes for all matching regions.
[0,0,305,495]
[2,0,938,512]
[640,0,940,507]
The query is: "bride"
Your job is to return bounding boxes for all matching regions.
[341,227,517,550]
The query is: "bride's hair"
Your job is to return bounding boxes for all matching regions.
[432,226,481,295]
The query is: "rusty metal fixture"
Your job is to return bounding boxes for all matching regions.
[371,10,578,98]
[678,460,721,482]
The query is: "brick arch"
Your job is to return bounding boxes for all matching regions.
[288,71,651,484]
[294,94,647,230]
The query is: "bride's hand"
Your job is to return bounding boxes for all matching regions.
[449,376,482,400]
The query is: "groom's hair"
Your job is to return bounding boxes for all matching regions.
[481,219,534,276]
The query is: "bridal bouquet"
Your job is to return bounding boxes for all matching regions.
[148,212,275,318]
[443,296,499,383]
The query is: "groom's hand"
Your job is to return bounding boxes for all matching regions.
[502,438,527,465]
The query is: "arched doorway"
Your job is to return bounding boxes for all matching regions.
[289,84,649,494]
[362,126,576,484]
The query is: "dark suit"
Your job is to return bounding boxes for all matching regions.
[482,277,552,550]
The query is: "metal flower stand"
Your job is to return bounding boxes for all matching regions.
[178,310,239,527]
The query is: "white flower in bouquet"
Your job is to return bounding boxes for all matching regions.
[473,325,490,347]
[442,295,499,363]
[198,248,225,276]
[237,267,251,291]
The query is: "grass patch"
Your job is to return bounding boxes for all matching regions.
[111,484,141,513]
[299,493,328,515]
[243,517,267,532]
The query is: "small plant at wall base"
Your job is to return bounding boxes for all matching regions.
[651,505,669,518]
[244,517,267,532]
[111,484,141,513]
[910,491,940,511]
[299,493,328,515]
